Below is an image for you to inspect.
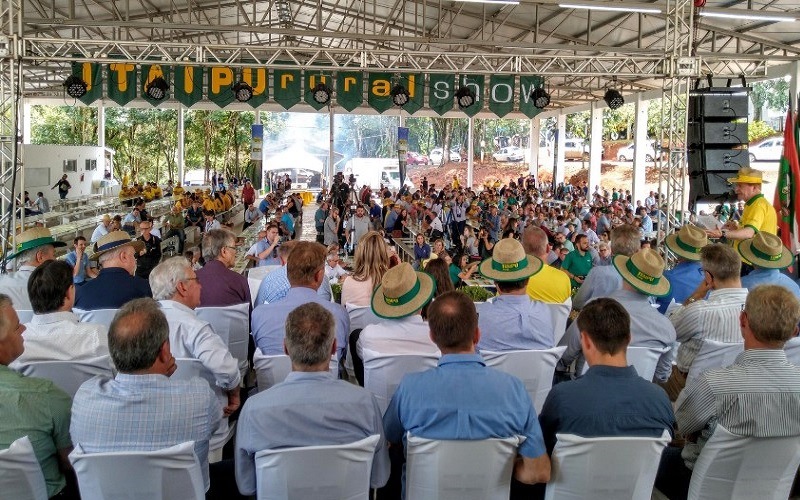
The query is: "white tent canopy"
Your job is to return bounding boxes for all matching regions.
[265,147,324,173]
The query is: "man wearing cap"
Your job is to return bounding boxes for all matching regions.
[739,232,800,298]
[351,262,439,385]
[383,291,551,491]
[475,239,554,351]
[558,249,677,383]
[251,242,349,361]
[74,231,152,310]
[573,224,641,310]
[522,227,571,304]
[91,214,113,243]
[706,167,777,266]
[663,244,747,401]
[655,225,708,314]
[0,227,65,310]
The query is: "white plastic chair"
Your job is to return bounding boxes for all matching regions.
[685,339,743,388]
[544,430,671,500]
[545,298,571,346]
[579,345,671,383]
[16,356,114,397]
[252,350,339,392]
[362,351,439,414]
[255,434,380,500]
[405,434,522,500]
[15,309,34,324]
[688,425,800,500]
[344,304,382,380]
[248,266,280,306]
[482,347,566,413]
[785,336,800,365]
[73,308,119,330]
[172,358,235,463]
[69,441,205,499]
[0,436,48,500]
[195,303,250,377]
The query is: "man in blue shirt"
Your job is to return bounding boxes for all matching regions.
[656,224,708,313]
[383,291,551,490]
[738,232,800,299]
[64,236,97,285]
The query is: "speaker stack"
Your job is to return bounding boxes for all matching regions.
[687,87,750,206]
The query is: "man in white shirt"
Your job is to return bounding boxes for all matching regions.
[91,214,113,243]
[0,227,64,310]
[10,260,107,368]
[347,205,371,248]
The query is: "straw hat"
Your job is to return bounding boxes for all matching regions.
[7,227,66,260]
[738,232,793,269]
[371,262,436,319]
[727,166,768,184]
[478,238,543,282]
[90,230,145,261]
[612,248,671,297]
[665,225,708,261]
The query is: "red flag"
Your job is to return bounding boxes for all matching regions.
[773,110,800,253]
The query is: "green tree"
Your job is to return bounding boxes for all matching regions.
[31,106,98,145]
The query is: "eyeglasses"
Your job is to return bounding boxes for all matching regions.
[224,245,237,252]
[181,277,199,284]
[698,267,714,281]
[140,226,152,230]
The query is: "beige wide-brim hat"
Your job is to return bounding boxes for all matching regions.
[738,232,793,269]
[613,249,671,297]
[371,262,436,319]
[7,227,66,260]
[91,230,145,261]
[665,225,708,261]
[478,238,543,282]
[728,166,769,184]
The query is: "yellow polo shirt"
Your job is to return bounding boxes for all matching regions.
[526,263,572,304]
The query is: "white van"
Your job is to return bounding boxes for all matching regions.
[342,158,414,191]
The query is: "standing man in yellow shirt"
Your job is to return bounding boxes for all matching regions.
[522,226,571,304]
[706,167,777,273]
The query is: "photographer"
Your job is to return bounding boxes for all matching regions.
[478,227,495,259]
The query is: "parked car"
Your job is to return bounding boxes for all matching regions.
[428,148,461,165]
[564,139,589,161]
[493,146,524,162]
[749,137,783,162]
[616,141,661,162]
[406,151,429,165]
[449,149,462,162]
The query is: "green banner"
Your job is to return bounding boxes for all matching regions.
[459,75,484,117]
[174,66,204,108]
[304,72,334,110]
[488,74,515,118]
[336,71,363,112]
[519,75,545,119]
[401,73,425,115]
[141,64,170,107]
[107,62,137,106]
[429,74,455,116]
[207,67,236,108]
[366,72,395,114]
[243,67,269,108]
[274,69,301,110]
[71,62,102,105]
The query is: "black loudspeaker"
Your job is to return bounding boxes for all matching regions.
[687,122,749,148]
[688,90,748,120]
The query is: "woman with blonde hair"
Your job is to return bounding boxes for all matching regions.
[341,231,389,306]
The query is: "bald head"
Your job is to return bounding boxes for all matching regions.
[108,298,169,373]
[523,226,549,259]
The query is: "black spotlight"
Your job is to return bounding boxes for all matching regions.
[145,77,169,100]
[455,86,476,109]
[232,81,253,102]
[312,82,332,105]
[531,87,550,109]
[391,84,410,107]
[63,75,87,99]
[604,88,625,109]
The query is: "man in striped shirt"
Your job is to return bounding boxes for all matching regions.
[662,244,748,401]
[655,285,800,499]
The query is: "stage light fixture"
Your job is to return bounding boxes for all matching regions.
[312,82,332,105]
[63,76,87,99]
[391,84,410,107]
[232,81,253,102]
[455,86,476,109]
[604,88,625,109]
[145,77,169,100]
[531,87,551,109]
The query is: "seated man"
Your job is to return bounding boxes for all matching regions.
[655,285,800,500]
[196,229,252,307]
[0,294,74,499]
[739,232,800,298]
[475,238,554,351]
[522,227,571,304]
[71,298,222,491]
[149,257,241,416]
[64,236,98,285]
[539,297,675,453]
[572,224,640,310]
[10,260,108,367]
[235,303,390,495]
[383,291,551,491]
[0,227,65,310]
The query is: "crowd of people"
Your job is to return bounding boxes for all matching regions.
[0,164,798,499]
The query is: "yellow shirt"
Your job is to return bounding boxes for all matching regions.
[735,193,778,263]
[213,198,225,212]
[154,187,163,198]
[203,198,216,212]
[222,195,232,211]
[526,263,572,304]
[173,185,185,197]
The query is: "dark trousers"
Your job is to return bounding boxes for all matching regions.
[654,445,692,500]
[164,228,186,254]
[348,329,365,386]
